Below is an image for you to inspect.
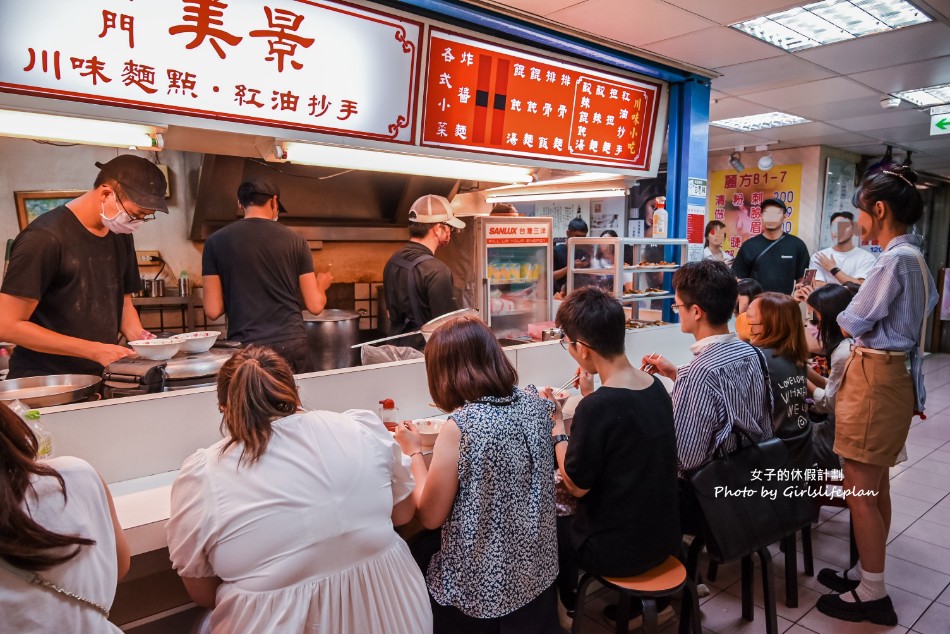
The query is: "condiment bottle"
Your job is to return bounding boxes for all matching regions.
[652,196,668,239]
[25,409,53,459]
[379,399,399,432]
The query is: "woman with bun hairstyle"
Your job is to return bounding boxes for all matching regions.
[815,165,938,626]
[166,346,431,633]
[0,401,129,632]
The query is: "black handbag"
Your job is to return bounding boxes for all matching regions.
[690,425,818,563]
[688,346,817,563]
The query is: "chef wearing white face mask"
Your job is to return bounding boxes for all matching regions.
[0,155,169,378]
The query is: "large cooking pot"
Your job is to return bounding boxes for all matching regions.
[303,309,362,371]
[0,374,101,408]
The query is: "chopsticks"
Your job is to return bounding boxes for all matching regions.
[640,351,658,373]
[555,374,579,393]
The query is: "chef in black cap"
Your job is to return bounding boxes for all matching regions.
[201,176,333,373]
[0,155,168,378]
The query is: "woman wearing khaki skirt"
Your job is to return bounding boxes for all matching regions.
[815,165,937,626]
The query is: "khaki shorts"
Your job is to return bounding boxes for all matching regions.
[834,348,914,467]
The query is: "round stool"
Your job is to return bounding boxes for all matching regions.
[572,556,701,634]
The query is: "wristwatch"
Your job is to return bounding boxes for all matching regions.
[829,267,841,276]
[552,434,570,445]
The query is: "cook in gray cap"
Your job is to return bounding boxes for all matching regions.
[0,155,170,377]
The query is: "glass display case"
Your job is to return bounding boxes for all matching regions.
[566,237,688,321]
[473,216,554,338]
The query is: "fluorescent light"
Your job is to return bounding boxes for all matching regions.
[485,189,626,203]
[711,112,811,132]
[732,0,930,52]
[0,109,163,150]
[280,142,534,184]
[892,83,950,107]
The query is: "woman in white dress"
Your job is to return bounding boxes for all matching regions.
[0,402,129,633]
[166,346,432,634]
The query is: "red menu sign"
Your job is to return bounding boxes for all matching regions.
[422,29,662,172]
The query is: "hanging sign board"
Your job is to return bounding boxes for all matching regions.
[421,29,664,173]
[0,0,421,142]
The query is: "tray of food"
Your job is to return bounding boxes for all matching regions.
[625,319,669,329]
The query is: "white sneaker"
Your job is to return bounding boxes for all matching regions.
[697,583,711,598]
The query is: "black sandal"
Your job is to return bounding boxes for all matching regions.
[816,590,898,626]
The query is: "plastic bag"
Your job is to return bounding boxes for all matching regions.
[361,344,423,366]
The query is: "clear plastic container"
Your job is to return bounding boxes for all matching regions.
[25,409,54,459]
[378,399,399,432]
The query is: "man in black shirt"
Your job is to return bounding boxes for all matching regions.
[552,217,590,295]
[731,198,809,294]
[383,195,463,348]
[202,177,332,373]
[0,155,168,378]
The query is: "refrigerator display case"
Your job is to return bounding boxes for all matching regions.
[566,237,688,321]
[472,216,554,339]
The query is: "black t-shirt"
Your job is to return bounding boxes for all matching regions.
[202,218,314,345]
[758,347,813,468]
[731,233,809,294]
[1,206,139,378]
[565,380,682,576]
[383,242,458,335]
[553,241,591,294]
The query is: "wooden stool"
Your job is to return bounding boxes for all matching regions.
[572,556,701,634]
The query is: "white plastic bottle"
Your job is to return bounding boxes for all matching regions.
[26,409,54,459]
[652,197,668,239]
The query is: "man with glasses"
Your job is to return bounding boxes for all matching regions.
[383,195,464,349]
[0,155,168,378]
[640,260,772,535]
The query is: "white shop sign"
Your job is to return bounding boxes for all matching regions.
[0,0,421,142]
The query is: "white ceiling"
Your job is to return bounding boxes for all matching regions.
[471,0,950,177]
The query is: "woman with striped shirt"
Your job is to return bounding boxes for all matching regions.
[816,165,938,626]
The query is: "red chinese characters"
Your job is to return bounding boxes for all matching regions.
[422,30,661,171]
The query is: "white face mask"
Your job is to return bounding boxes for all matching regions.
[100,194,145,234]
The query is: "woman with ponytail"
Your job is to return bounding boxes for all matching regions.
[166,346,431,633]
[815,165,938,625]
[0,402,129,632]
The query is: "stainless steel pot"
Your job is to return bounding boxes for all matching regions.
[303,309,362,371]
[0,374,101,408]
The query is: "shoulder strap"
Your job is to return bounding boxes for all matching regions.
[752,233,786,269]
[748,343,774,420]
[897,244,930,353]
[390,253,434,331]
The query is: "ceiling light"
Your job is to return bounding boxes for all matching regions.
[892,83,950,107]
[0,109,163,150]
[729,152,746,172]
[711,112,811,132]
[758,153,774,170]
[279,142,534,184]
[731,0,930,52]
[485,189,626,204]
[881,95,902,109]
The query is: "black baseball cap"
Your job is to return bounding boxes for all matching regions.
[95,155,168,213]
[238,176,288,214]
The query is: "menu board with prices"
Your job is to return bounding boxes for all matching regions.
[0,0,421,142]
[422,29,663,173]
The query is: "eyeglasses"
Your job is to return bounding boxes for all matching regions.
[115,193,156,223]
[670,303,693,314]
[559,336,591,351]
[439,222,459,234]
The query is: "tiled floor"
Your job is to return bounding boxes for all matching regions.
[570,353,950,634]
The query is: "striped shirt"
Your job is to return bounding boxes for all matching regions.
[837,234,938,411]
[672,334,773,476]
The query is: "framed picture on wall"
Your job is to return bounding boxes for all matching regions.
[14,190,84,230]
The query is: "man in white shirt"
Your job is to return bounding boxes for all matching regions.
[811,212,876,286]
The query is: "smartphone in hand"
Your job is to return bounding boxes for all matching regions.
[801,268,817,287]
